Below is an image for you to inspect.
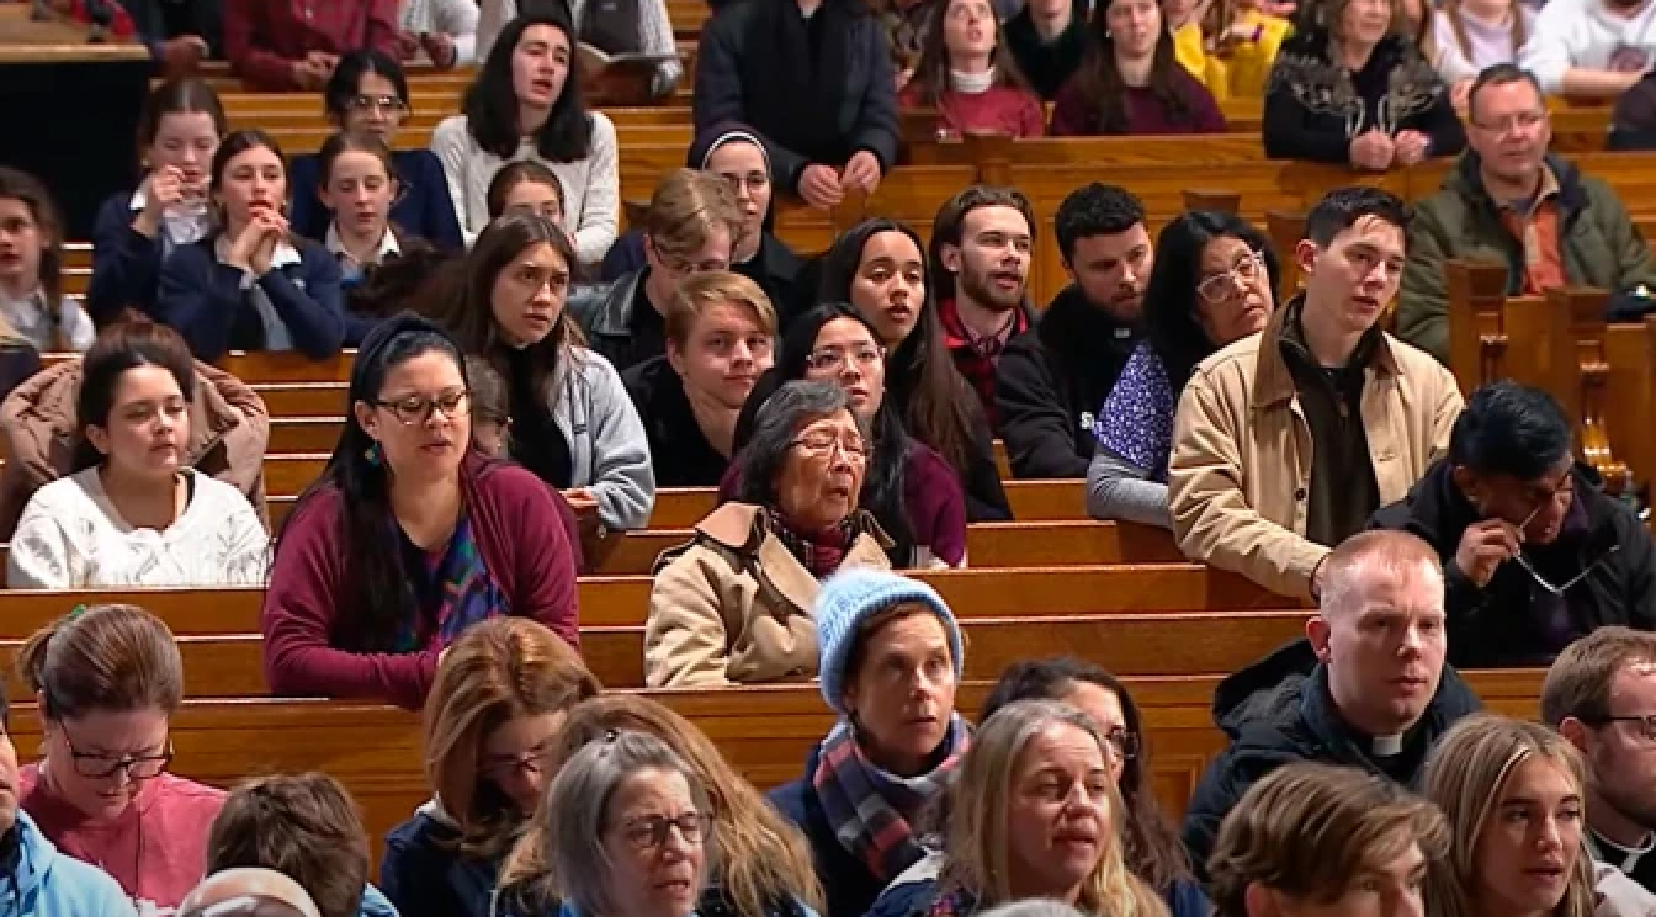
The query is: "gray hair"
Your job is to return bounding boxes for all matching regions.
[541,730,714,917]
[735,379,863,506]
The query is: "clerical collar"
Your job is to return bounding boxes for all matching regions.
[1591,828,1656,875]
[1372,733,1404,756]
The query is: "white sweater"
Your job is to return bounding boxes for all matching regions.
[1432,5,1538,83]
[475,0,682,89]
[429,112,620,263]
[1519,0,1657,93]
[399,0,481,63]
[5,468,270,589]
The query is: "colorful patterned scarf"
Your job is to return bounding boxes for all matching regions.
[812,715,969,884]
[394,515,509,652]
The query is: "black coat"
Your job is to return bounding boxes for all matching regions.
[621,355,733,487]
[1368,459,1655,668]
[993,285,1140,479]
[1180,639,1482,884]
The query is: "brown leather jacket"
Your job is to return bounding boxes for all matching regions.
[0,359,271,540]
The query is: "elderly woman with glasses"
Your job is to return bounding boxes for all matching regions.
[1087,211,1278,528]
[644,379,894,688]
[17,604,227,915]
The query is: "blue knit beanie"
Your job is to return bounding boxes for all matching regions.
[815,569,965,716]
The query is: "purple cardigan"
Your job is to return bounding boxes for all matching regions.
[1049,68,1228,136]
[717,441,967,568]
[261,452,581,709]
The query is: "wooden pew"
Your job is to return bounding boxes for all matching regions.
[0,608,1311,697]
[0,670,1548,869]
[0,566,1298,635]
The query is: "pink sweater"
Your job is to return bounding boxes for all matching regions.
[261,453,581,709]
[19,766,225,915]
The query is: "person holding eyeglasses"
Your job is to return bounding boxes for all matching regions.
[287,52,465,253]
[645,380,894,688]
[1087,211,1279,529]
[16,604,228,915]
[1543,627,1657,895]
[623,272,778,487]
[1370,381,1654,669]
[380,617,600,917]
[262,312,581,710]
[729,303,967,569]
[968,659,1211,917]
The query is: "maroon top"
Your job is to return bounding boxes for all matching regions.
[1048,68,1228,136]
[224,0,401,91]
[898,84,1048,139]
[261,452,581,709]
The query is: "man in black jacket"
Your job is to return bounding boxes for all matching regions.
[1181,530,1481,883]
[993,184,1150,479]
[1369,381,1655,669]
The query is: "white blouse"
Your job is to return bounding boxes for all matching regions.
[429,112,620,262]
[6,468,270,589]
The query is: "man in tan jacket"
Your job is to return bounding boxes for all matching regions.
[1168,187,1464,601]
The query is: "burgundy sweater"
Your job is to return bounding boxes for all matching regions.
[1048,68,1228,136]
[898,84,1048,139]
[261,453,581,709]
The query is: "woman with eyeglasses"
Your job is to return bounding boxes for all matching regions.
[622,271,777,487]
[967,659,1210,917]
[425,213,653,533]
[731,303,967,569]
[1088,211,1278,528]
[499,694,825,917]
[287,51,465,251]
[645,379,893,688]
[380,616,601,917]
[16,604,227,915]
[262,312,580,711]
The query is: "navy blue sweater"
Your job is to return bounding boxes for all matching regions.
[380,809,503,917]
[289,149,464,252]
[156,236,354,360]
[87,191,169,325]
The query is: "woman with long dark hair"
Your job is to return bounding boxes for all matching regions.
[0,168,94,353]
[815,219,1009,521]
[431,11,617,260]
[899,0,1045,138]
[1050,0,1227,135]
[732,303,967,569]
[288,51,464,250]
[261,312,580,711]
[1088,212,1278,527]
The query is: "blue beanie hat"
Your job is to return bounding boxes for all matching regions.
[815,569,964,716]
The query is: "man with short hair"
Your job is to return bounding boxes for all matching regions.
[204,772,396,917]
[1169,187,1464,601]
[1181,529,1481,883]
[1370,381,1654,668]
[1207,760,1450,917]
[1519,0,1656,99]
[1399,64,1656,362]
[994,184,1151,479]
[0,674,136,916]
[929,186,1036,427]
[1542,627,1657,893]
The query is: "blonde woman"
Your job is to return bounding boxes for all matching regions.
[1422,714,1656,917]
[867,699,1169,917]
[499,694,825,917]
[380,616,602,917]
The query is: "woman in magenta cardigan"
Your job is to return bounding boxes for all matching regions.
[1049,0,1227,135]
[261,312,580,711]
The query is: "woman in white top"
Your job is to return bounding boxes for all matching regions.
[6,322,268,589]
[475,0,681,95]
[399,0,482,66]
[430,10,619,262]
[0,167,95,353]
[1431,0,1536,104]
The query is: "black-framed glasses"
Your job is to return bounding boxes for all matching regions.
[1512,544,1621,596]
[615,812,713,851]
[1580,713,1657,741]
[374,389,472,426]
[1102,727,1140,761]
[63,731,173,780]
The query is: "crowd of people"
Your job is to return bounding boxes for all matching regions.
[0,0,1653,914]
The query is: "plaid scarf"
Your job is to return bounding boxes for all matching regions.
[812,715,969,884]
[765,507,856,579]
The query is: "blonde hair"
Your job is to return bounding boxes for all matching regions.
[664,271,778,349]
[1422,714,1598,917]
[500,694,825,915]
[421,617,601,859]
[940,700,1168,917]
[644,169,743,258]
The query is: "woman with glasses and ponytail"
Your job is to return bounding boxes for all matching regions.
[16,604,227,916]
[262,312,580,711]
